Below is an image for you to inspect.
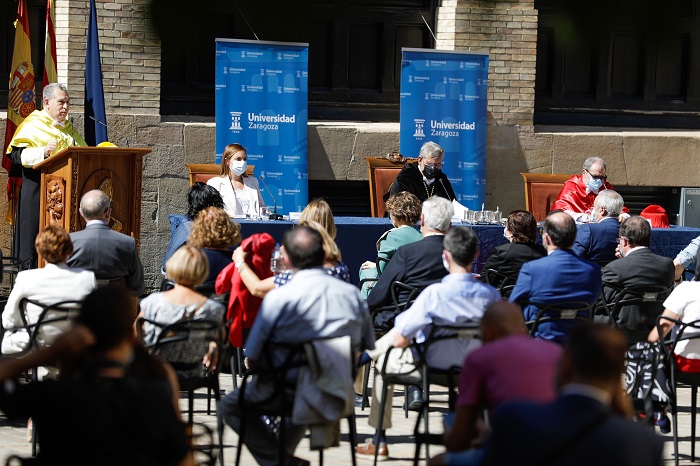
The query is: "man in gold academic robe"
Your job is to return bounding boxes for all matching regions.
[6,83,86,267]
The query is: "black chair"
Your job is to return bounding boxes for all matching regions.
[137,317,223,425]
[15,298,83,456]
[370,322,480,466]
[655,315,700,466]
[524,301,595,343]
[234,339,358,466]
[480,268,518,299]
[360,281,425,412]
[600,284,671,339]
[0,257,31,297]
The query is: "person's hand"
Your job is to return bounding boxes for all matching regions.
[360,261,376,270]
[232,246,246,263]
[44,141,58,158]
[619,212,631,221]
[614,243,623,259]
[202,341,219,372]
[53,324,96,355]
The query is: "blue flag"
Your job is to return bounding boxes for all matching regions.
[84,0,107,146]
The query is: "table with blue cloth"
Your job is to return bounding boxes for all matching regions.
[168,215,700,285]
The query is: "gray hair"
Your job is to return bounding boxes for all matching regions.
[582,157,606,171]
[594,190,624,217]
[418,141,444,160]
[43,83,68,102]
[80,189,110,220]
[422,196,454,232]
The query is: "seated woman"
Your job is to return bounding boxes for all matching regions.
[482,210,546,293]
[359,191,422,298]
[187,206,242,286]
[206,143,265,217]
[138,246,225,346]
[0,286,193,466]
[649,259,700,372]
[232,198,351,297]
[161,182,224,271]
[1,225,96,355]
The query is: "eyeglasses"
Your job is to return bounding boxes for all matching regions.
[584,169,607,181]
[425,162,443,169]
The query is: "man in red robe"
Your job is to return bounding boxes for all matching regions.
[552,157,628,221]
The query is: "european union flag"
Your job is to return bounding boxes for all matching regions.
[84,0,107,146]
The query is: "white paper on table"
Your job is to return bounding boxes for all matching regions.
[452,199,469,220]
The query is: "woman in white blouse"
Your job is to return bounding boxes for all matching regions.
[207,143,265,217]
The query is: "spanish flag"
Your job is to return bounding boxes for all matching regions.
[3,0,36,225]
[43,0,58,90]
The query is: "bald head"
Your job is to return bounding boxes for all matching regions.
[543,211,577,250]
[79,189,111,221]
[481,301,527,343]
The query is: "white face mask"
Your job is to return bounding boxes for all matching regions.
[442,252,450,272]
[229,159,247,176]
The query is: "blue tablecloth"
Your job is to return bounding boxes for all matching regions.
[168,215,700,285]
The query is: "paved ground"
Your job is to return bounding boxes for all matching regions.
[0,372,698,465]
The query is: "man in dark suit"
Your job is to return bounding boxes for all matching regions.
[573,189,623,265]
[510,211,601,343]
[384,141,456,203]
[67,190,145,296]
[601,215,674,342]
[367,196,452,329]
[481,324,664,466]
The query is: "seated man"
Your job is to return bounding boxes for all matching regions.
[384,141,456,203]
[510,211,602,344]
[356,227,501,460]
[67,189,145,296]
[573,190,624,264]
[480,324,664,466]
[673,234,700,285]
[601,215,674,343]
[430,301,563,466]
[552,156,628,221]
[218,226,374,466]
[367,196,453,329]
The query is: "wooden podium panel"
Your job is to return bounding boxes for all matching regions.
[33,147,151,255]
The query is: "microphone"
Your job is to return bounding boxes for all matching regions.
[69,117,76,146]
[88,115,130,147]
[259,175,283,220]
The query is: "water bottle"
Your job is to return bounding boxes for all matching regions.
[270,243,283,274]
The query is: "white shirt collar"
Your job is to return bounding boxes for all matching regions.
[86,219,108,226]
[625,245,648,256]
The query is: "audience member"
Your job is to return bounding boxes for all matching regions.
[2,225,96,355]
[186,206,241,286]
[573,189,624,264]
[67,189,145,295]
[552,157,628,221]
[385,141,456,203]
[673,234,700,285]
[430,301,562,466]
[481,210,545,290]
[481,324,663,466]
[231,198,350,298]
[219,226,374,466]
[367,196,453,326]
[356,227,501,460]
[359,191,422,298]
[510,211,602,343]
[138,246,225,348]
[0,286,194,466]
[207,143,265,217]
[602,216,674,343]
[649,259,700,372]
[162,182,224,270]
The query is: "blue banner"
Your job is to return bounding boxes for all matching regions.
[399,48,489,210]
[84,0,107,146]
[215,39,309,213]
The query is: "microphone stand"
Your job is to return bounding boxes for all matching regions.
[259,175,283,220]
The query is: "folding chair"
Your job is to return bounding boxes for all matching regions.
[524,301,595,344]
[600,284,671,341]
[480,268,518,299]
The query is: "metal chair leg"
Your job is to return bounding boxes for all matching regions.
[348,414,357,466]
[693,385,698,462]
[361,361,371,410]
[374,377,390,466]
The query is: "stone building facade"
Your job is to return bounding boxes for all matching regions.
[2,0,699,290]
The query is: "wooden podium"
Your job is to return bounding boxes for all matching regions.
[33,146,151,248]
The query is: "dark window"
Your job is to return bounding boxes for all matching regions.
[535,0,700,128]
[151,0,436,120]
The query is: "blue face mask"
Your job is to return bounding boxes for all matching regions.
[586,177,604,193]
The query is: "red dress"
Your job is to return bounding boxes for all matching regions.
[552,174,628,214]
[215,233,275,347]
